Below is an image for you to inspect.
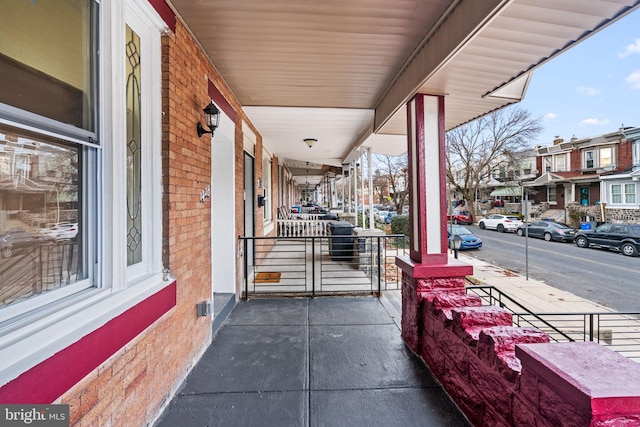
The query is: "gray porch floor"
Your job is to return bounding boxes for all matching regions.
[155,294,470,426]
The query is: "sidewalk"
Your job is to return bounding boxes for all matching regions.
[458,253,615,313]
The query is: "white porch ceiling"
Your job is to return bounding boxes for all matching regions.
[169,0,640,187]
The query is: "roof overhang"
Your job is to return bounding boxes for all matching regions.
[169,0,640,186]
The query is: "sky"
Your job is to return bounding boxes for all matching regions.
[517,7,640,146]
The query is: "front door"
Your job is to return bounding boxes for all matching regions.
[580,187,589,206]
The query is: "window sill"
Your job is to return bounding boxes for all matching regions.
[606,204,639,209]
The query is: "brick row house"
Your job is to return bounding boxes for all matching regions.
[2,1,640,426]
[526,127,640,224]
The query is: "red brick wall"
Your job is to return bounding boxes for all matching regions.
[59,18,266,425]
[570,148,581,172]
[400,271,640,425]
[618,140,633,170]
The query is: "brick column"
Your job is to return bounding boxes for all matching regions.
[397,94,473,353]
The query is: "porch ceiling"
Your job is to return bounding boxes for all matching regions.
[169,0,640,188]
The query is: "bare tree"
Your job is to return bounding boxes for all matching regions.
[446,106,542,217]
[373,154,409,213]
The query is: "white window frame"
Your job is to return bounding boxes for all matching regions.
[584,150,595,169]
[611,184,623,204]
[118,4,164,284]
[633,140,640,167]
[554,154,567,172]
[607,181,638,207]
[599,147,613,167]
[0,0,169,387]
[547,186,557,204]
[625,183,636,204]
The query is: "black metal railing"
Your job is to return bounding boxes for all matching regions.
[238,234,408,298]
[467,284,640,360]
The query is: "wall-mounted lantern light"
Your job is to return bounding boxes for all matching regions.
[197,101,221,137]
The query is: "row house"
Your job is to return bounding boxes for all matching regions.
[600,127,640,222]
[527,127,639,222]
[2,1,640,426]
[486,149,539,201]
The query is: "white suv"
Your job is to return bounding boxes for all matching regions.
[478,214,523,233]
[41,222,79,240]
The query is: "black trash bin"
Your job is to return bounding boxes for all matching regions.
[324,213,338,221]
[327,221,354,261]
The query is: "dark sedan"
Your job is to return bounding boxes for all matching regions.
[516,221,577,242]
[574,223,640,256]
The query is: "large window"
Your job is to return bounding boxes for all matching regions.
[0,0,166,385]
[547,186,557,203]
[600,147,613,167]
[0,0,97,138]
[0,126,89,309]
[610,183,637,205]
[0,0,97,312]
[554,154,567,172]
[584,147,614,169]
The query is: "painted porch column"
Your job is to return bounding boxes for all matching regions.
[348,161,353,212]
[570,182,576,203]
[396,94,473,353]
[368,147,374,229]
[360,149,366,227]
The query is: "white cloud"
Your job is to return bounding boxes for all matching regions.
[543,112,558,120]
[618,38,640,58]
[576,86,600,96]
[625,70,640,89]
[579,118,610,126]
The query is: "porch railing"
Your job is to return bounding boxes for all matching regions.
[276,219,331,237]
[467,284,640,361]
[238,234,408,298]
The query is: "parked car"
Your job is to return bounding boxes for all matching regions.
[384,211,398,224]
[41,222,78,241]
[0,229,47,258]
[448,210,473,225]
[574,223,640,256]
[478,214,523,232]
[516,221,577,242]
[448,225,482,250]
[377,210,390,223]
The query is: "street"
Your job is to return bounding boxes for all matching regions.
[462,224,640,313]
